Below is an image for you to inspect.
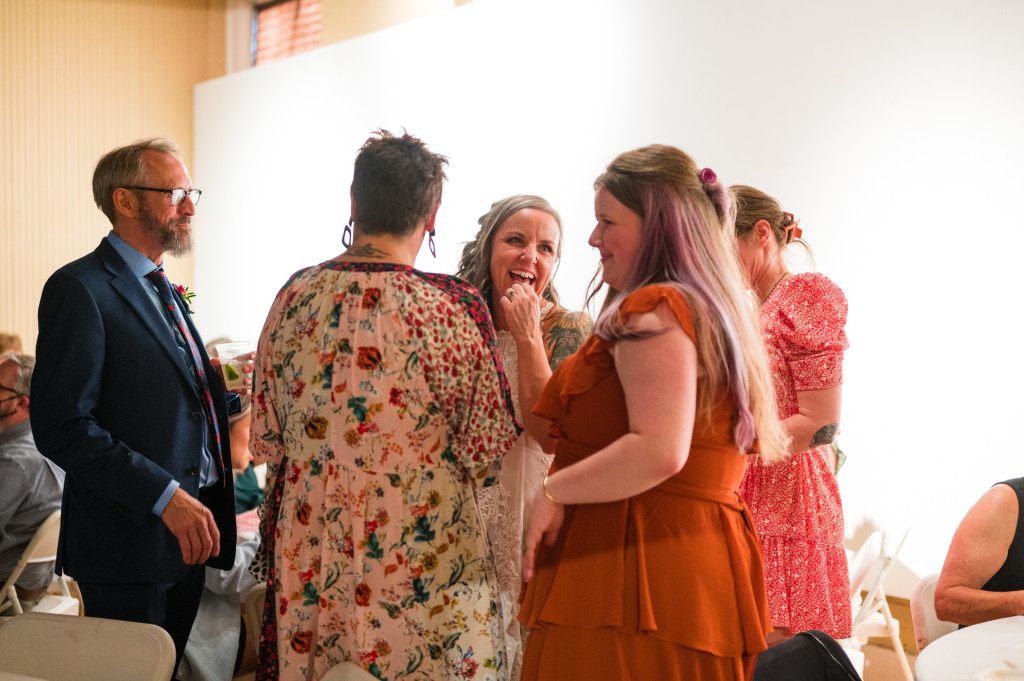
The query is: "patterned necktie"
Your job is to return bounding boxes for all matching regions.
[145,268,224,484]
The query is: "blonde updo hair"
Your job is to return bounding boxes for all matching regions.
[731,185,813,265]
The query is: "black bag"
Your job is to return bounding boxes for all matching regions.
[753,630,862,681]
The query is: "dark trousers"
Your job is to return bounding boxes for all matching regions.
[78,564,206,677]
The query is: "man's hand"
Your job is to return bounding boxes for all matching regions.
[161,488,220,565]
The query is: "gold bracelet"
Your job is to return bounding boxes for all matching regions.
[542,475,563,505]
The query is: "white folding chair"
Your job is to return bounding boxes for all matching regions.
[844,525,913,681]
[0,611,175,680]
[840,531,882,676]
[847,531,883,599]
[910,572,958,651]
[243,581,267,651]
[0,510,79,616]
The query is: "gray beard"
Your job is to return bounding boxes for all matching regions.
[139,203,193,257]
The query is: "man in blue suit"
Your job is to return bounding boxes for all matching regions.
[30,138,240,673]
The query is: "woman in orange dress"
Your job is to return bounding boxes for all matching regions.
[518,145,790,680]
[732,185,851,642]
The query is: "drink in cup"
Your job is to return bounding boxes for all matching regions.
[214,341,256,391]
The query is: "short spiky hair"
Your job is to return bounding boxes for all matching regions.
[92,138,182,224]
[351,129,448,236]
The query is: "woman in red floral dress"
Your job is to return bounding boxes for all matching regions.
[733,185,851,643]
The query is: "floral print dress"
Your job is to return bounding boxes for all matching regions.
[737,272,851,638]
[251,260,520,681]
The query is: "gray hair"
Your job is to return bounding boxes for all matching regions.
[456,195,563,315]
[1,352,35,397]
[92,138,182,224]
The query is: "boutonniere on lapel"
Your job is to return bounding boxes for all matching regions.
[175,284,196,314]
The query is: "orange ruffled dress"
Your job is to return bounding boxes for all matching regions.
[518,286,771,681]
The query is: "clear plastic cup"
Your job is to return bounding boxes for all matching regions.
[214,341,256,390]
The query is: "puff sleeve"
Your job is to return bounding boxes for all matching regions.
[772,273,848,391]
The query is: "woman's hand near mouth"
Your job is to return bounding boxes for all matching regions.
[501,282,543,349]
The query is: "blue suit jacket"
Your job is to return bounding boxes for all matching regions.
[30,239,236,582]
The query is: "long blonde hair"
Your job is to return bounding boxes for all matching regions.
[591,145,789,463]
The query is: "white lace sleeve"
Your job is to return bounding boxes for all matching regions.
[476,332,554,680]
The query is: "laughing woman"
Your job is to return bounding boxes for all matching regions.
[456,195,591,680]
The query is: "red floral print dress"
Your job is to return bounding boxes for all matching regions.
[738,272,852,638]
[251,261,520,681]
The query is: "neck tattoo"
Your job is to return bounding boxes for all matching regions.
[761,272,789,305]
[344,243,390,259]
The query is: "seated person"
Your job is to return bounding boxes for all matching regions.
[0,353,65,605]
[228,397,262,515]
[934,478,1024,626]
[176,533,260,681]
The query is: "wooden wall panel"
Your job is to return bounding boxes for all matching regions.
[0,0,226,350]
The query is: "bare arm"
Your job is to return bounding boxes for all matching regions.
[783,385,842,456]
[934,483,1024,625]
[523,300,696,579]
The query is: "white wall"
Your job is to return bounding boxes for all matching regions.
[193,0,1024,592]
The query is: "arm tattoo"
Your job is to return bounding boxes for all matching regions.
[549,327,585,369]
[344,243,390,259]
[809,423,839,449]
[546,312,593,369]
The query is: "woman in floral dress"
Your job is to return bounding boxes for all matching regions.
[456,195,591,679]
[251,131,520,681]
[732,185,851,642]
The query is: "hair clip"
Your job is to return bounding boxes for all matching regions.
[699,167,717,185]
[783,212,803,243]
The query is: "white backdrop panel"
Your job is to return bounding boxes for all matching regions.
[194,0,1024,587]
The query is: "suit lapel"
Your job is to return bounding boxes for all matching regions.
[97,241,197,390]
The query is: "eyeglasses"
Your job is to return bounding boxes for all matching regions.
[124,186,202,206]
[0,383,22,403]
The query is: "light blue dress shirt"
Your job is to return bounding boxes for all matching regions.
[105,231,220,515]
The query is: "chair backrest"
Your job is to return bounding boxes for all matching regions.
[910,572,958,651]
[243,581,267,651]
[847,531,883,599]
[0,611,175,681]
[0,510,61,615]
[852,524,910,630]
